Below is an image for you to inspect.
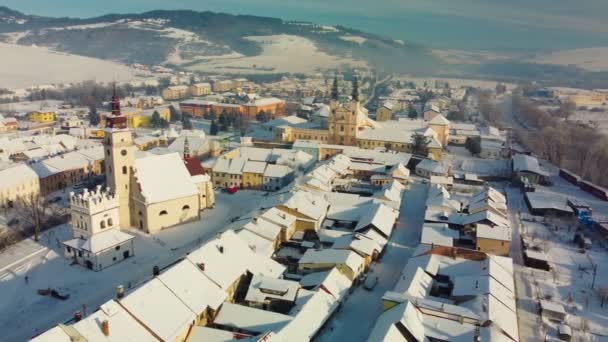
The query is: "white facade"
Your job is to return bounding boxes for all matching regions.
[63,186,135,271]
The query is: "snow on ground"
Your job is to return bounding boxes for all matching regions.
[0,42,151,89]
[185,34,368,75]
[315,181,428,342]
[507,184,608,341]
[0,190,268,342]
[528,47,608,72]
[339,35,367,44]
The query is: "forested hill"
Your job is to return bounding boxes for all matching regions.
[0,6,438,73]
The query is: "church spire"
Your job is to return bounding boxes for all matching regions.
[351,76,360,102]
[110,83,121,116]
[184,137,191,158]
[106,83,127,129]
[331,74,339,101]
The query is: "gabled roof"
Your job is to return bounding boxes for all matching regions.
[186,230,285,290]
[243,218,282,241]
[236,229,275,257]
[120,278,196,342]
[157,259,226,313]
[332,233,382,257]
[280,191,329,222]
[245,275,300,304]
[134,153,199,204]
[420,223,459,247]
[299,249,364,274]
[512,154,548,176]
[214,303,292,334]
[354,203,398,238]
[429,114,450,125]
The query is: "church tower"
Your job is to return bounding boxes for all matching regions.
[104,85,135,228]
[328,75,360,146]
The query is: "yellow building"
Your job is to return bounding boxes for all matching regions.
[242,160,266,189]
[376,103,394,121]
[298,249,365,281]
[29,111,56,123]
[161,85,190,100]
[190,83,212,97]
[475,224,511,256]
[128,107,171,128]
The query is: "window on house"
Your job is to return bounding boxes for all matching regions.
[122,166,127,174]
[115,245,121,251]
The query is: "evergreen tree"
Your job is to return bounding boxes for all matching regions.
[256,110,269,122]
[351,76,360,102]
[169,105,181,122]
[219,111,228,126]
[408,106,418,119]
[88,105,100,125]
[182,116,193,130]
[465,137,482,155]
[210,119,219,135]
[411,133,430,156]
[331,74,339,100]
[150,111,162,128]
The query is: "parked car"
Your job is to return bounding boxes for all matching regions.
[364,276,378,290]
[227,186,238,194]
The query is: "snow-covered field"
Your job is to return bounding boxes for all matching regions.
[529,47,608,72]
[0,43,151,89]
[185,34,368,74]
[0,191,268,342]
[339,35,367,45]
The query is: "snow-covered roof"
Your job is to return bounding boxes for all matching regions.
[245,275,300,304]
[512,153,548,176]
[242,160,267,174]
[429,114,450,125]
[134,152,199,204]
[260,207,297,229]
[299,249,364,274]
[420,223,459,247]
[416,159,447,174]
[157,259,226,313]
[280,190,329,222]
[244,218,282,242]
[214,303,292,334]
[272,268,351,341]
[332,233,381,257]
[236,229,275,257]
[186,230,285,290]
[354,203,398,238]
[366,301,426,342]
[62,229,134,254]
[120,278,196,342]
[525,191,573,213]
[459,210,509,227]
[0,163,38,189]
[476,223,511,241]
[29,326,72,342]
[186,326,250,342]
[70,299,157,342]
[264,164,292,178]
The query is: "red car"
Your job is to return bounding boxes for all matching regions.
[227,186,238,194]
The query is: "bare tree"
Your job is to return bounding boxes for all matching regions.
[13,194,55,242]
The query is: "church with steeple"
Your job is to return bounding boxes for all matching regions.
[274,73,450,160]
[83,87,215,235]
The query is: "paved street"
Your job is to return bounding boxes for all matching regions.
[315,181,428,342]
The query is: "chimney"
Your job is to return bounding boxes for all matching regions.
[74,311,82,322]
[101,320,110,336]
[253,217,258,223]
[116,285,124,299]
[198,262,205,271]
[218,245,224,254]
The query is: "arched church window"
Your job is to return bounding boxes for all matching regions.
[100,221,106,229]
[107,218,113,227]
[182,205,190,210]
[122,166,127,175]
[159,210,168,216]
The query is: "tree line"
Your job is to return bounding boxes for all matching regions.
[513,92,608,186]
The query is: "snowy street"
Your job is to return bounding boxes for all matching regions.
[314,181,428,342]
[0,190,268,342]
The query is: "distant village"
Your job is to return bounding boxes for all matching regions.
[1,69,608,342]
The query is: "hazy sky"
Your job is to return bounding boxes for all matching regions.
[3,0,608,49]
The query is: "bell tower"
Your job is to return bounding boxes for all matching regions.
[104,85,135,228]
